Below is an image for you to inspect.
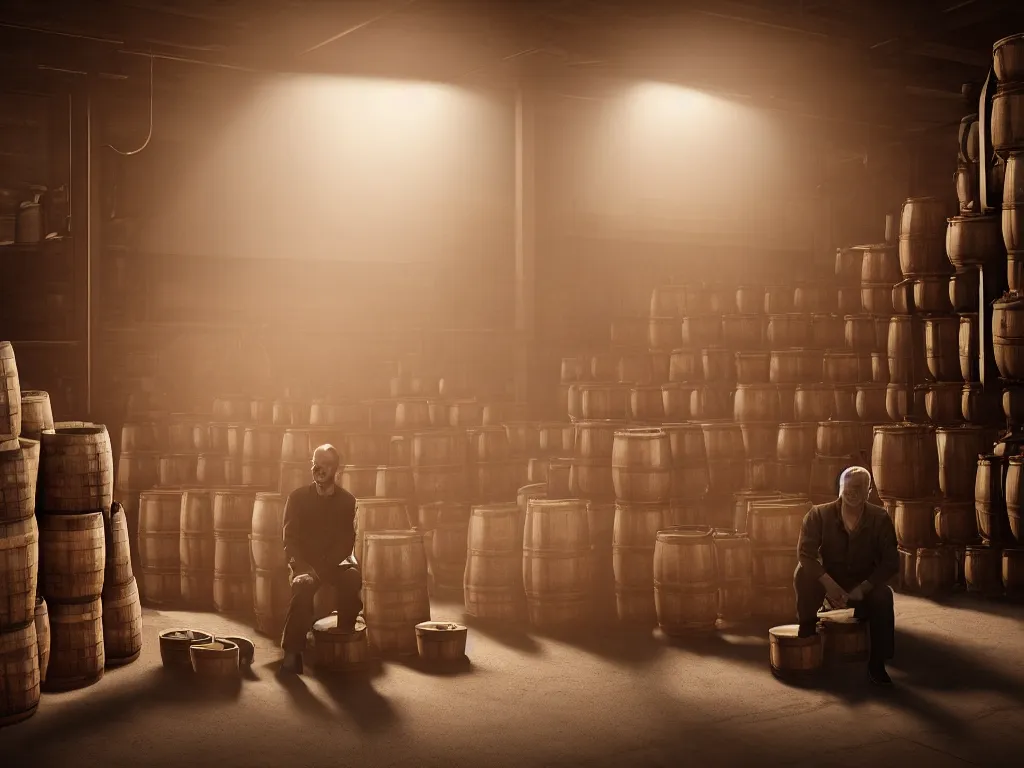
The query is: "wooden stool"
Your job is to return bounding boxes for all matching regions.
[768,624,823,679]
[817,609,869,663]
[311,614,369,672]
[415,621,468,663]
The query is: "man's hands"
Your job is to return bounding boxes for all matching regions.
[847,581,873,603]
[292,573,316,589]
[821,575,850,608]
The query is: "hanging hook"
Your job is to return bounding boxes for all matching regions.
[104,55,154,156]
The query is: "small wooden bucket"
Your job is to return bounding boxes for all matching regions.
[312,615,369,672]
[818,609,869,663]
[769,624,823,679]
[158,629,213,670]
[415,621,468,662]
[190,639,240,678]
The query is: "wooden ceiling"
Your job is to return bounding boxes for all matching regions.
[0,0,1021,135]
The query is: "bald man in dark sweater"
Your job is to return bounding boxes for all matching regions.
[279,444,362,674]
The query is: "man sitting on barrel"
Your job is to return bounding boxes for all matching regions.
[795,465,899,686]
[279,443,361,675]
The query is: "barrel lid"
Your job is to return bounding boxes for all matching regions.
[355,497,408,506]
[734,350,769,358]
[994,32,1024,50]
[778,421,817,429]
[915,547,953,559]
[817,609,862,626]
[471,502,520,513]
[416,621,467,634]
[656,525,713,542]
[364,529,421,541]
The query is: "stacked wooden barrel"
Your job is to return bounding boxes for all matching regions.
[1,386,44,725]
[102,502,143,666]
[36,425,114,692]
[137,489,184,605]
[249,492,289,635]
[212,489,256,614]
[746,498,812,620]
[115,420,162,572]
[522,499,592,627]
[611,428,672,623]
[362,530,430,654]
[464,502,523,619]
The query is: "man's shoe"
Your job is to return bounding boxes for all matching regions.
[797,623,818,639]
[280,652,303,675]
[868,662,892,686]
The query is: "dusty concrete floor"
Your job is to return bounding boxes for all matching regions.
[1,591,1023,768]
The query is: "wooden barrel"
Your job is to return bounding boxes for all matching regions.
[731,491,783,533]
[935,500,979,545]
[713,532,752,621]
[464,503,522,620]
[893,500,938,548]
[767,314,811,347]
[976,455,1013,543]
[611,428,672,503]
[37,511,105,602]
[104,503,133,587]
[992,293,1024,380]
[629,385,665,421]
[844,315,877,351]
[522,499,592,626]
[342,432,391,465]
[309,399,366,427]
[38,426,114,513]
[899,197,951,274]
[0,515,38,630]
[102,577,143,665]
[660,423,708,498]
[587,502,616,616]
[1005,456,1024,542]
[577,383,629,420]
[822,351,866,385]
[574,420,624,459]
[809,455,856,502]
[734,351,770,385]
[194,453,225,486]
[651,285,688,317]
[250,492,286,571]
[312,615,369,671]
[412,464,466,504]
[469,460,522,503]
[568,459,612,501]
[690,385,732,420]
[44,597,104,692]
[0,621,40,726]
[818,610,869,662]
[958,314,978,382]
[733,384,779,422]
[546,458,572,499]
[653,526,718,634]
[252,567,290,635]
[212,395,249,422]
[764,285,795,314]
[668,349,700,382]
[747,500,811,549]
[735,285,764,314]
[611,500,671,623]
[504,422,541,458]
[208,423,246,458]
[0,438,40,524]
[213,490,256,613]
[964,545,1004,595]
[855,384,889,422]
[795,284,836,313]
[793,385,833,422]
[720,313,763,349]
[915,547,957,597]
[354,498,411,566]
[769,625,823,678]
[1003,548,1024,596]
[770,349,822,384]
[179,489,215,607]
[0,341,21,438]
[739,423,778,462]
[376,465,414,499]
[936,426,986,502]
[427,502,472,591]
[278,461,309,497]
[166,414,209,452]
[411,430,466,467]
[924,316,962,382]
[871,424,938,500]
[19,390,53,440]
[362,530,430,654]
[858,243,901,283]
[115,451,159,495]
[34,597,49,683]
[681,315,722,347]
[776,423,817,462]
[700,423,745,497]
[448,399,484,429]
[538,423,574,455]
[158,453,198,487]
[816,421,860,458]
[661,384,692,420]
[466,426,510,463]
[335,465,377,498]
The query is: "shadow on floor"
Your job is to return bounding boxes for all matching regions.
[0,666,245,749]
[460,615,544,656]
[394,655,476,678]
[314,674,401,734]
[533,621,666,669]
[928,592,1024,619]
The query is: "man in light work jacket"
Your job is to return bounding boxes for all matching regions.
[795,465,899,686]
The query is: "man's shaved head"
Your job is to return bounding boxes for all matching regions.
[312,444,342,467]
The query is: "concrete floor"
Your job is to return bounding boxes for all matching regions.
[2,592,1023,768]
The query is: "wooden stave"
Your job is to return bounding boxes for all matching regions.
[43,597,104,692]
